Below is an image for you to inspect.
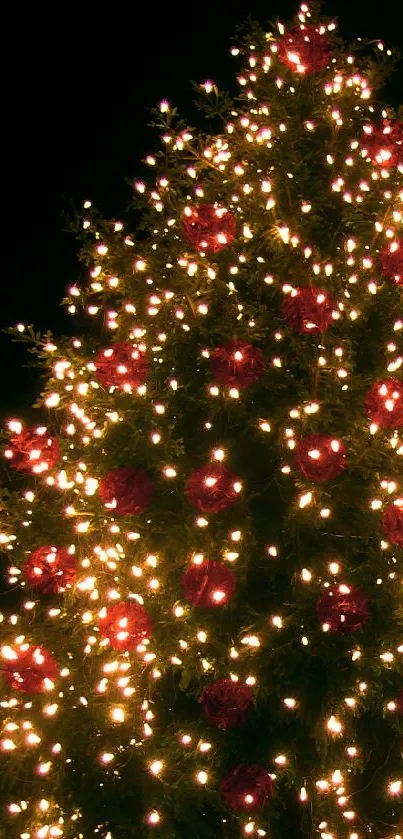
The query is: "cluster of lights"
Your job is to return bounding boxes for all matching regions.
[0,3,402,838]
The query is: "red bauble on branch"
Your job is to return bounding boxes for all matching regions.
[220,764,274,812]
[93,342,148,391]
[210,341,265,389]
[99,467,153,515]
[24,545,77,593]
[2,645,58,693]
[98,601,153,651]
[294,433,347,482]
[200,679,254,729]
[362,120,403,168]
[183,559,236,607]
[282,287,337,334]
[382,501,403,547]
[317,584,370,633]
[278,25,332,74]
[186,464,242,513]
[380,239,403,285]
[4,426,59,474]
[182,204,236,253]
[365,379,403,428]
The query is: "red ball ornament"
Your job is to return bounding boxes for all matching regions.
[382,500,403,547]
[317,584,370,633]
[183,559,236,607]
[182,204,236,253]
[93,342,148,391]
[5,426,59,475]
[210,341,265,389]
[365,379,403,428]
[201,679,254,729]
[396,691,403,715]
[380,239,403,286]
[220,765,274,812]
[2,645,58,693]
[278,25,331,74]
[362,120,403,168]
[24,545,77,593]
[282,287,337,334]
[99,467,153,516]
[294,433,347,482]
[186,464,242,513]
[98,601,153,650]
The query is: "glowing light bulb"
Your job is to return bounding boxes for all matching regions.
[111,707,125,723]
[147,811,161,825]
[389,780,401,795]
[327,715,343,735]
[150,760,164,776]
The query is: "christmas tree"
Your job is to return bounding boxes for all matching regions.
[0,4,402,838]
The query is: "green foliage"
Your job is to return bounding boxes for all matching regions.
[0,5,402,839]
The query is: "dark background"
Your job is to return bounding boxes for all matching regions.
[2,0,403,416]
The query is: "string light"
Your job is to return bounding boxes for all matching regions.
[1,4,402,838]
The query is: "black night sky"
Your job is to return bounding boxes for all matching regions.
[3,0,403,418]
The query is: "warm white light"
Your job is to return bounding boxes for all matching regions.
[147,811,161,825]
[111,707,125,723]
[150,760,164,776]
[327,715,342,735]
[389,779,401,795]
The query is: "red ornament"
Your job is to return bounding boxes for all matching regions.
[278,25,332,74]
[186,464,242,513]
[24,545,77,593]
[201,679,253,729]
[382,501,403,547]
[220,765,274,812]
[362,120,403,168]
[183,559,236,607]
[396,691,403,714]
[294,433,347,482]
[365,379,403,428]
[93,342,148,391]
[317,584,370,633]
[2,645,58,693]
[380,239,403,286]
[98,601,153,650]
[182,204,236,253]
[5,426,59,474]
[99,467,153,516]
[210,341,265,389]
[282,287,337,334]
